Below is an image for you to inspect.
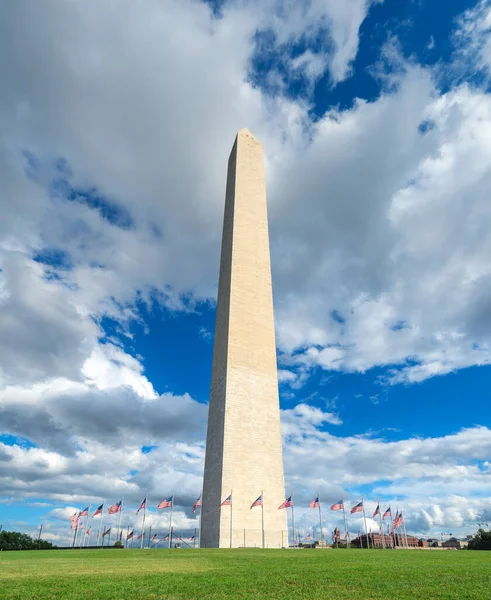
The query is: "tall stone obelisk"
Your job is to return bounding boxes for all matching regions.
[200,129,287,548]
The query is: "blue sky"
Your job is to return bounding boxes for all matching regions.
[1,0,491,545]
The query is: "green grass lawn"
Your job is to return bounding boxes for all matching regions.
[1,548,489,600]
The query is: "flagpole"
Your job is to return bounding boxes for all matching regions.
[116,497,124,546]
[80,510,86,548]
[71,513,78,549]
[362,499,369,549]
[140,500,147,550]
[73,504,82,548]
[401,511,408,548]
[168,494,174,549]
[230,489,233,549]
[261,490,265,549]
[194,527,197,549]
[318,493,324,546]
[391,508,396,547]
[377,500,385,549]
[341,497,349,549]
[97,504,104,548]
[98,517,104,548]
[125,525,129,548]
[291,492,295,548]
[149,525,152,549]
[85,505,92,546]
[198,487,203,549]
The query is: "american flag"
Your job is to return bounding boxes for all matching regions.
[310,497,320,510]
[350,501,363,514]
[69,513,79,529]
[188,536,195,542]
[157,497,173,509]
[79,506,89,517]
[85,528,91,536]
[383,507,391,519]
[394,512,404,529]
[150,534,159,541]
[373,504,380,518]
[127,531,134,540]
[102,528,111,537]
[92,504,103,517]
[136,498,146,514]
[221,495,232,506]
[304,534,311,541]
[250,495,262,509]
[108,501,122,515]
[137,534,143,540]
[278,496,293,509]
[330,500,343,511]
[162,534,169,541]
[77,522,84,530]
[192,496,201,513]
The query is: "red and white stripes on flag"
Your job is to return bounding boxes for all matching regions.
[69,513,79,529]
[393,512,404,529]
[310,497,320,510]
[278,497,293,509]
[250,495,262,509]
[136,498,146,514]
[157,497,173,509]
[330,500,343,511]
[350,501,363,514]
[192,496,201,513]
[221,495,232,506]
[108,501,122,515]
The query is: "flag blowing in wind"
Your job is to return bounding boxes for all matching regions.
[108,501,122,515]
[350,502,363,514]
[136,498,146,514]
[192,496,201,513]
[92,504,103,517]
[310,497,320,510]
[383,507,392,520]
[330,500,343,511]
[373,505,380,518]
[250,495,262,509]
[157,497,173,509]
[278,497,293,509]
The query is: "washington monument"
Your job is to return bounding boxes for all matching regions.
[200,129,287,548]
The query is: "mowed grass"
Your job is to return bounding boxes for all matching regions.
[1,548,490,600]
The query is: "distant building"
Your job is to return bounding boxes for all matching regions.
[350,533,418,548]
[442,537,462,549]
[418,539,429,548]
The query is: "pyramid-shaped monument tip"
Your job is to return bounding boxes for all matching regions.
[237,128,256,138]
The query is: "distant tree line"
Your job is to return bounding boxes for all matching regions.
[0,530,55,551]
[467,529,491,551]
